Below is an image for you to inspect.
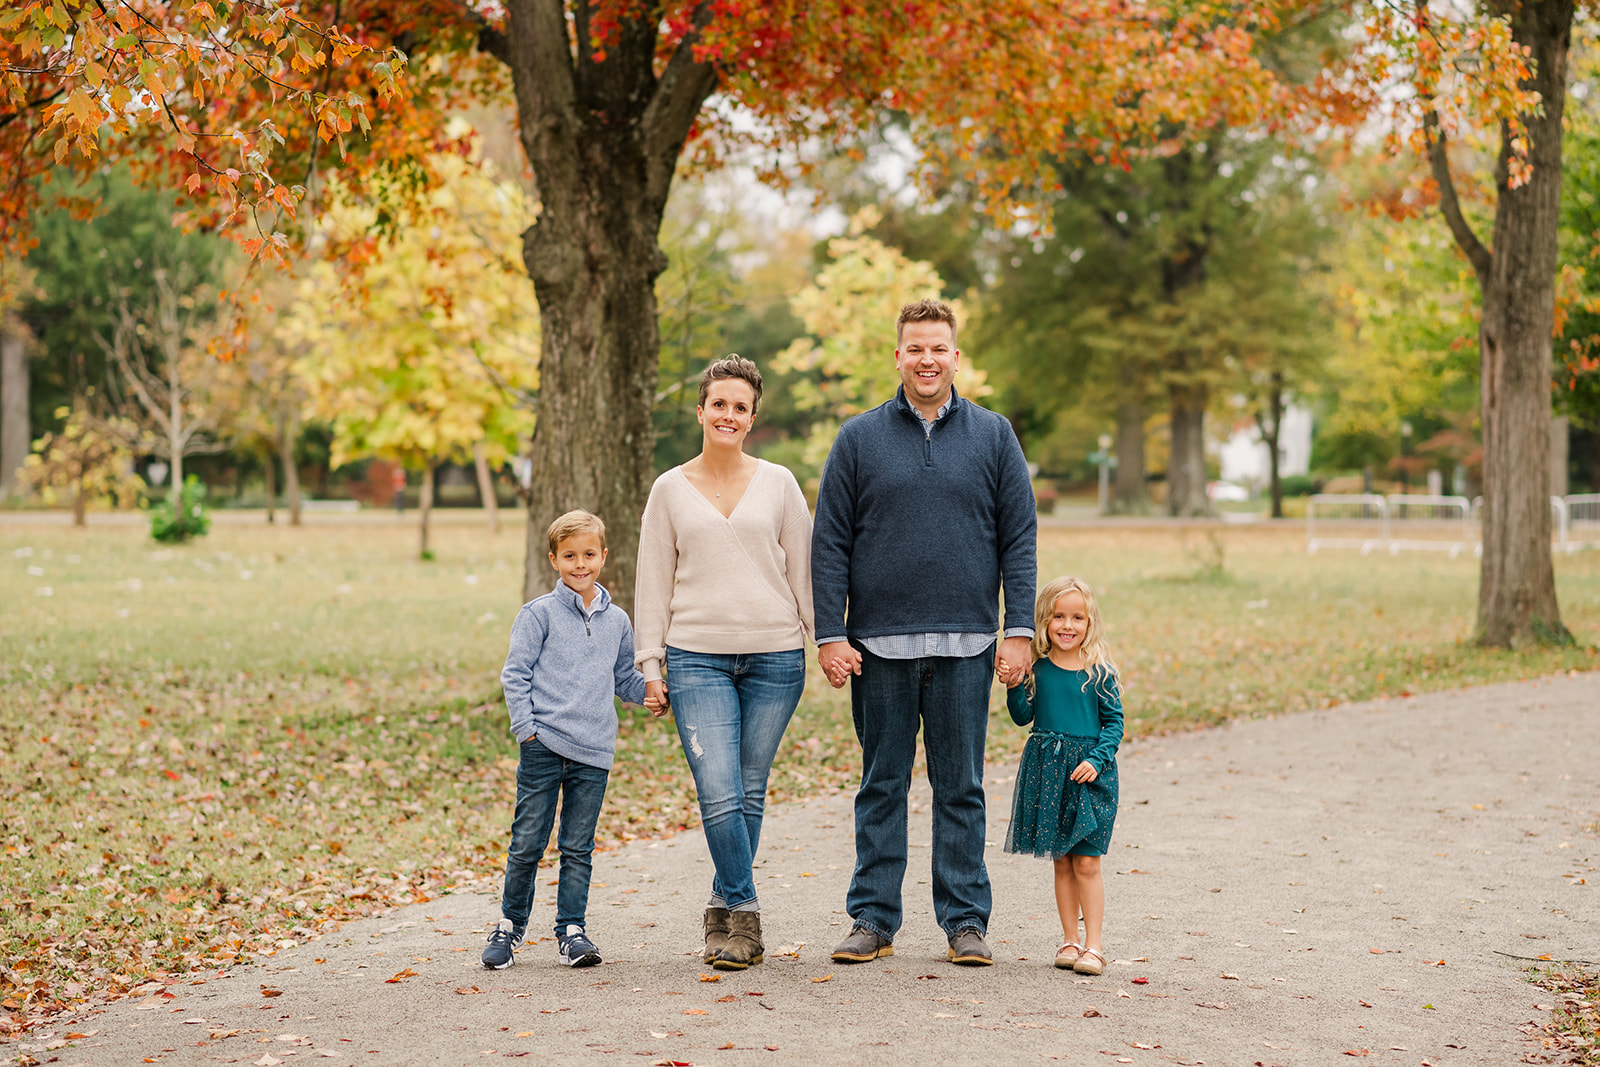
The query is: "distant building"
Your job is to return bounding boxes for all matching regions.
[1219,404,1313,489]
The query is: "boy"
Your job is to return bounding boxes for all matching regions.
[482,510,648,969]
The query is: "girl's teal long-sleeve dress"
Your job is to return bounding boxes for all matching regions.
[1003,660,1124,858]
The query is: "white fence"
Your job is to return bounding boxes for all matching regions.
[1306,494,1388,554]
[1308,493,1600,555]
[1564,494,1600,551]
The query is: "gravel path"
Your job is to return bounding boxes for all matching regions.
[37,672,1599,1066]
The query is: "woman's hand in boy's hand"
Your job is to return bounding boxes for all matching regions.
[1070,760,1098,784]
[644,681,670,718]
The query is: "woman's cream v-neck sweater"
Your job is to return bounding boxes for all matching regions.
[633,459,815,683]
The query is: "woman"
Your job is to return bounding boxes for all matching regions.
[634,355,814,971]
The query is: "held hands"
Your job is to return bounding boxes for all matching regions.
[818,641,862,689]
[1070,760,1098,784]
[995,635,1031,688]
[643,680,670,718]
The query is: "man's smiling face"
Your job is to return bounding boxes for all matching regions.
[895,319,959,418]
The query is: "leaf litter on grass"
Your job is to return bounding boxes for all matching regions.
[2,522,1597,1038]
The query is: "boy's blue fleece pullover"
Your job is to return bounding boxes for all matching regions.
[500,580,648,771]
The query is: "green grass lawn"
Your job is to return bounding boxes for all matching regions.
[2,516,1597,1026]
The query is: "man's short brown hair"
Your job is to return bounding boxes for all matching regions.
[697,355,763,414]
[896,298,958,347]
[547,509,606,555]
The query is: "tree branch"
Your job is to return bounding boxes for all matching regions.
[640,1,720,202]
[504,0,581,171]
[99,305,172,438]
[0,89,66,132]
[1423,108,1492,285]
[477,24,511,67]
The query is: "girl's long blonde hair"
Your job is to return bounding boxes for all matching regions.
[1026,575,1119,698]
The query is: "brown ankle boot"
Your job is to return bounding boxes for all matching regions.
[713,910,763,971]
[702,907,731,964]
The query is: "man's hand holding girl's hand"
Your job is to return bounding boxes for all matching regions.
[995,635,1031,687]
[644,680,670,718]
[1069,760,1098,783]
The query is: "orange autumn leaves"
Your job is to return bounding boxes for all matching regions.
[0,0,1370,257]
[1,0,486,258]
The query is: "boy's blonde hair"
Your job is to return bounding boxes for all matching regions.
[1027,575,1119,696]
[547,510,606,555]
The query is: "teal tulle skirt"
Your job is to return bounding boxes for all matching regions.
[1004,731,1119,858]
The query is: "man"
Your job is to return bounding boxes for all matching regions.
[812,298,1037,967]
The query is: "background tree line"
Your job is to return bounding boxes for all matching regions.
[3,0,1597,646]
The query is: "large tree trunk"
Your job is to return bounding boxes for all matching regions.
[1167,382,1211,517]
[1159,149,1213,521]
[264,447,277,525]
[1110,363,1150,514]
[1258,372,1285,520]
[0,332,27,499]
[490,1,717,615]
[169,438,184,517]
[278,415,301,526]
[72,481,87,526]
[473,440,500,535]
[1472,0,1572,646]
[1550,415,1569,498]
[419,461,436,559]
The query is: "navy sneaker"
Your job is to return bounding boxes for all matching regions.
[481,918,524,969]
[557,924,601,967]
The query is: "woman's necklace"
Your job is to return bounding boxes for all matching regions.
[702,457,747,498]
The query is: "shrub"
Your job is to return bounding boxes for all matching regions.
[150,474,211,543]
[1279,474,1319,497]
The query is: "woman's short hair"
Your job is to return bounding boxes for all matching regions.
[546,509,606,555]
[698,355,763,414]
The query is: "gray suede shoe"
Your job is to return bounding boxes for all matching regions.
[831,925,894,963]
[713,911,763,970]
[947,928,993,966]
[702,907,731,964]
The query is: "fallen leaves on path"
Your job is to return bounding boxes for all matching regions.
[385,968,418,983]
[1526,963,1600,1064]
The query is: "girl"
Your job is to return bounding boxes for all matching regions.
[1000,576,1124,976]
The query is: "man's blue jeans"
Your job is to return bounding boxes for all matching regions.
[665,647,806,910]
[499,736,609,935]
[846,642,994,941]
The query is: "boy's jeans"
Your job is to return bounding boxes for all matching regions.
[845,642,994,941]
[499,736,609,934]
[665,647,806,910]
